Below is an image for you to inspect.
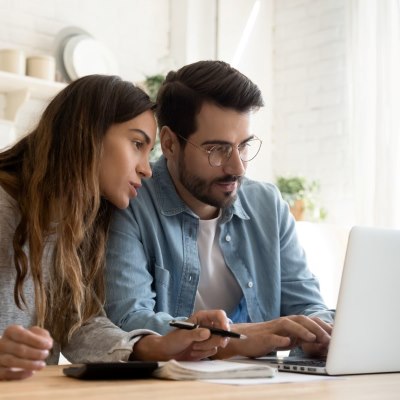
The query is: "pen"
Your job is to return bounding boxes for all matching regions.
[169,320,247,340]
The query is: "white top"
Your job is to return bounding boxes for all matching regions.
[194,214,242,315]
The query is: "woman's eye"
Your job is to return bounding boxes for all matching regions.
[132,140,144,150]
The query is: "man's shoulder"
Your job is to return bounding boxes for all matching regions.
[234,178,287,218]
[239,178,281,201]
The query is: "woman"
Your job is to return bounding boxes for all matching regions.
[0,75,229,381]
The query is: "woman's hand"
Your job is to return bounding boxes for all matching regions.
[0,325,53,380]
[133,309,230,361]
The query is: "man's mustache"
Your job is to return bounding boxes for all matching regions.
[213,175,243,184]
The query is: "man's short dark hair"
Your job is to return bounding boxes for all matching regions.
[156,60,264,142]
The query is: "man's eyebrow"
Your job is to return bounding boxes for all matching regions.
[201,135,255,146]
[129,128,151,144]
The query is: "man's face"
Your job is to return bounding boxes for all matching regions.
[168,102,254,219]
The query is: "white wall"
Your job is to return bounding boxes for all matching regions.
[217,0,273,181]
[0,0,353,224]
[272,0,351,224]
[0,0,170,137]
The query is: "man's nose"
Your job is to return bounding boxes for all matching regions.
[222,147,246,176]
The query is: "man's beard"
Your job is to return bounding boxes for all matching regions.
[178,155,242,209]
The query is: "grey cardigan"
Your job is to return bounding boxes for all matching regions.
[0,185,154,364]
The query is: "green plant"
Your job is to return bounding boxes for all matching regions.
[275,176,327,221]
[144,74,165,101]
[143,74,165,161]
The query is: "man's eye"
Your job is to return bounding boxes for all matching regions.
[213,145,231,154]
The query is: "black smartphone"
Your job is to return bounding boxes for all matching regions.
[63,361,159,380]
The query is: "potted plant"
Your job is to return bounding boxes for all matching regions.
[275,176,327,221]
[144,74,165,102]
[143,74,165,161]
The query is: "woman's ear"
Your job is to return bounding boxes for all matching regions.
[160,126,177,159]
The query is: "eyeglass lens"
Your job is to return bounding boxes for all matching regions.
[209,138,262,166]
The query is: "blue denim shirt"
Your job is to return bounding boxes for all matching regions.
[105,157,334,334]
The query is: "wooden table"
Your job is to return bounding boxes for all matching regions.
[1,366,399,400]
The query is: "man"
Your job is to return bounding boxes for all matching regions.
[105,60,334,359]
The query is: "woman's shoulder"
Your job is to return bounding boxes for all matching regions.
[0,184,18,211]
[0,184,20,232]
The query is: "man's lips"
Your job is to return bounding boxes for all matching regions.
[213,176,241,192]
[214,181,238,192]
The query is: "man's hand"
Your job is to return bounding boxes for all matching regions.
[215,315,332,359]
[0,325,53,380]
[133,309,230,361]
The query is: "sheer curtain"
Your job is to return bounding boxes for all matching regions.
[347,0,400,228]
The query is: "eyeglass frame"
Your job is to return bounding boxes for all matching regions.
[174,132,263,167]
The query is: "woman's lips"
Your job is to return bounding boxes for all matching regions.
[129,182,141,197]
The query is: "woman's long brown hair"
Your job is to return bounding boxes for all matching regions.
[0,75,154,345]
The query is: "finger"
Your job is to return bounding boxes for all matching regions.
[273,318,318,343]
[192,335,229,351]
[266,334,292,350]
[29,326,53,341]
[309,317,333,335]
[0,338,50,362]
[279,316,331,344]
[0,368,34,381]
[189,310,230,331]
[160,327,211,357]
[189,347,218,360]
[293,317,331,344]
[0,353,46,371]
[3,326,52,350]
[175,327,211,345]
[302,341,329,357]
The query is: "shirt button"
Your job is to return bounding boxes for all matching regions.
[225,234,231,242]
[247,281,253,288]
[188,275,192,282]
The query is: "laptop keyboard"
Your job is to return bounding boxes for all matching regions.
[282,359,326,367]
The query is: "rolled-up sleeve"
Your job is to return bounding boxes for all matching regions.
[61,316,159,363]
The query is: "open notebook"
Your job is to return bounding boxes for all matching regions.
[265,226,400,375]
[63,359,276,380]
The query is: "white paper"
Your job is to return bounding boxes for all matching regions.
[204,371,343,385]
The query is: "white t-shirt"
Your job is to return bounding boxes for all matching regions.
[194,214,242,315]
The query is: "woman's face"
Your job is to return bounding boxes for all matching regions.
[99,110,157,209]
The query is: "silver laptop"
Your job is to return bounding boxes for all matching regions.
[265,226,400,375]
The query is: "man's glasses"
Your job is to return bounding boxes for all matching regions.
[175,134,262,167]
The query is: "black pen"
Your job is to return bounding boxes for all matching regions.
[169,320,247,340]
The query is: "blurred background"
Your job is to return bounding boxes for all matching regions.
[1,1,399,306]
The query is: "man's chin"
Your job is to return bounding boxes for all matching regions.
[220,192,237,208]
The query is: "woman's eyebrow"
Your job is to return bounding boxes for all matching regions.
[129,128,151,144]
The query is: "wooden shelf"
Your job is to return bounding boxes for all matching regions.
[0,70,66,121]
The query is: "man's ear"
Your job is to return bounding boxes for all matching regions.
[160,126,178,158]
